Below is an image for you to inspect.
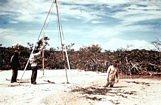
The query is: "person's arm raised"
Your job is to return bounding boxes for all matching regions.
[40,46,44,52]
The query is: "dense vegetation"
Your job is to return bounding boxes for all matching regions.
[0,44,161,75]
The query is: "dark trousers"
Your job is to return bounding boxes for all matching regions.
[11,68,18,83]
[31,66,37,83]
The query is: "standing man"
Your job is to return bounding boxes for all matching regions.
[10,49,20,83]
[29,46,44,84]
[105,60,119,87]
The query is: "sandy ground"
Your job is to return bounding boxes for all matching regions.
[0,69,161,105]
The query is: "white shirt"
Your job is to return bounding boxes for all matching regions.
[29,51,41,67]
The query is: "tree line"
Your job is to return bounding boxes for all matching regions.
[0,43,161,75]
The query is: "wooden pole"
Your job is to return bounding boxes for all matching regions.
[42,31,45,75]
[19,0,55,85]
[55,0,71,83]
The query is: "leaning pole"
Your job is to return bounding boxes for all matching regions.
[55,0,72,83]
[19,0,55,85]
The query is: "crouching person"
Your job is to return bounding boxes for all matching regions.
[105,60,119,87]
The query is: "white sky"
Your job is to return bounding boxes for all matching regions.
[0,0,161,51]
